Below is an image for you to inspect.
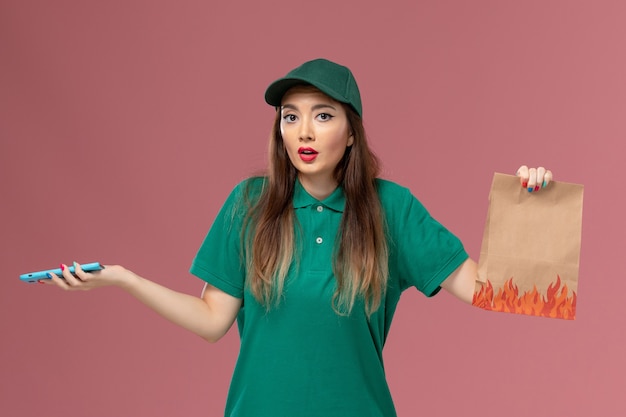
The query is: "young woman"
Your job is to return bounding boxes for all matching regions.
[46,58,553,417]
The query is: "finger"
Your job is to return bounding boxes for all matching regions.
[535,166,546,191]
[60,263,84,287]
[527,168,537,192]
[49,272,72,290]
[516,165,529,188]
[543,170,553,188]
[72,261,90,282]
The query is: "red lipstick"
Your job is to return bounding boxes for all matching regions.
[298,147,318,162]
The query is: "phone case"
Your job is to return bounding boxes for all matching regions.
[19,262,104,283]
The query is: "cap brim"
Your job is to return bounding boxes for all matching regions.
[264,77,350,109]
[264,78,310,107]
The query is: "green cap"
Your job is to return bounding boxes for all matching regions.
[264,58,363,117]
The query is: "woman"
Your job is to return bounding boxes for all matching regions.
[46,58,553,416]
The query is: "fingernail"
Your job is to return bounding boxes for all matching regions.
[528,187,533,193]
[38,280,45,284]
[522,181,528,188]
[534,185,540,191]
[542,180,547,188]
[46,273,52,279]
[60,264,65,271]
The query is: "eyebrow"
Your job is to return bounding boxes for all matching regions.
[281,103,338,111]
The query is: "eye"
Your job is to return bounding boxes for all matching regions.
[316,113,334,121]
[282,114,297,123]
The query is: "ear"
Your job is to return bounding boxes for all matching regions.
[347,133,354,147]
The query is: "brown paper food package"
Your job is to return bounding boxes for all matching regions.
[473,173,584,320]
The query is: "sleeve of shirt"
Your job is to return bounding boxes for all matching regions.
[383,182,469,297]
[189,180,254,299]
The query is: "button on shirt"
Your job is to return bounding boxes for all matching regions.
[292,184,345,275]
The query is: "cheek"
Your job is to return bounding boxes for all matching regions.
[279,126,293,149]
[280,123,299,145]
[280,132,299,163]
[331,129,352,152]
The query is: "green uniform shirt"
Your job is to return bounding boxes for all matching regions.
[190,177,468,417]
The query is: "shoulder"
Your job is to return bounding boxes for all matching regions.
[228,176,266,201]
[375,178,417,206]
[375,178,431,223]
[375,178,410,195]
[219,176,267,217]
[233,176,266,192]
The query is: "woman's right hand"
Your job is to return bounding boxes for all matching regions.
[43,263,135,291]
[41,262,241,342]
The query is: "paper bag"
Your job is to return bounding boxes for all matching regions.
[473,173,584,320]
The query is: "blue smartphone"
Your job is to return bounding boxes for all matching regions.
[19,262,104,283]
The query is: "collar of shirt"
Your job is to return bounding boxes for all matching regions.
[292,178,345,213]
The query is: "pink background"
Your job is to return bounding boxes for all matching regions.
[1,1,624,416]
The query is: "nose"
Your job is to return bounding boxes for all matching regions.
[298,118,314,142]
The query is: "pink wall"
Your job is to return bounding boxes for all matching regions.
[2,1,624,416]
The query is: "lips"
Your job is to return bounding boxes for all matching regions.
[298,147,318,162]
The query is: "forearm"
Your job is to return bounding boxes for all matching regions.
[48,263,238,342]
[120,273,234,342]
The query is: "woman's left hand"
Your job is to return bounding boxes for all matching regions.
[516,165,553,192]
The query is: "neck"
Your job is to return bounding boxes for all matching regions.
[299,174,338,200]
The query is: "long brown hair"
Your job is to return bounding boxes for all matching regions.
[243,89,388,316]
